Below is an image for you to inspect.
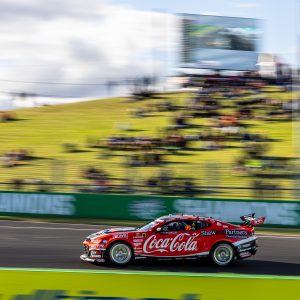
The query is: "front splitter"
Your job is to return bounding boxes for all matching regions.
[80,254,105,263]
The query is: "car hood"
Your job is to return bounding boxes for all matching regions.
[86,227,136,240]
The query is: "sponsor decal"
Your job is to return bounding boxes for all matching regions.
[239,247,252,252]
[133,239,143,243]
[239,251,252,258]
[239,243,252,248]
[143,233,199,254]
[0,193,75,215]
[201,231,216,236]
[135,233,147,238]
[201,229,249,238]
[90,250,102,258]
[113,233,128,239]
[225,229,248,239]
[134,233,146,238]
[129,199,165,220]
[90,255,102,258]
[89,245,99,250]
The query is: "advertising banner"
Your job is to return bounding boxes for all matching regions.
[0,191,299,227]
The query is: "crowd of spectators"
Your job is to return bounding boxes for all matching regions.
[1,149,33,167]
[76,73,295,196]
[6,71,296,197]
[0,111,16,122]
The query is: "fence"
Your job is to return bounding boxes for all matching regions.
[1,182,300,200]
[0,159,299,200]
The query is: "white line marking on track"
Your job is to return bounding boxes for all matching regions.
[0,225,95,231]
[258,234,300,239]
[0,220,102,227]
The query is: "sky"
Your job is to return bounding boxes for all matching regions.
[0,0,298,101]
[112,0,298,65]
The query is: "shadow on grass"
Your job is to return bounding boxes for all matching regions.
[124,129,147,132]
[0,118,28,123]
[65,149,95,154]
[27,156,54,161]
[253,173,300,179]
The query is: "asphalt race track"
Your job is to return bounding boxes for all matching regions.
[0,220,299,276]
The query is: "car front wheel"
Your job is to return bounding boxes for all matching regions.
[211,243,235,266]
[107,242,133,266]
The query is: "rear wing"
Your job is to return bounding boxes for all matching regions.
[240,213,265,227]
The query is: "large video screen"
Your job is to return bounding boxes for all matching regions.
[181,14,262,70]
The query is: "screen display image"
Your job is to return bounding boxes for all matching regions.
[181,14,262,70]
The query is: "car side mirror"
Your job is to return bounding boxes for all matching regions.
[156,227,162,232]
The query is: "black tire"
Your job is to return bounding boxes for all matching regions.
[107,242,133,266]
[210,243,235,267]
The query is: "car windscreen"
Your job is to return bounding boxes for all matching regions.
[138,221,160,231]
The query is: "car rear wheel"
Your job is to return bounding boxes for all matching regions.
[107,242,133,266]
[211,243,235,266]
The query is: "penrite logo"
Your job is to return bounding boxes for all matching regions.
[113,233,128,239]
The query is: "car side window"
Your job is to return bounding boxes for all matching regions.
[195,221,211,230]
[162,220,205,232]
[163,221,185,231]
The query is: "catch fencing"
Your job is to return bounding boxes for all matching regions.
[0,160,299,200]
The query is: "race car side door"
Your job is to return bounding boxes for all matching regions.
[140,220,205,257]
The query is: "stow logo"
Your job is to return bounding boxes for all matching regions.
[201,231,216,236]
[9,290,201,300]
[201,230,249,238]
[143,233,199,254]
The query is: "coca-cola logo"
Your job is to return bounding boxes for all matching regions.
[143,233,199,254]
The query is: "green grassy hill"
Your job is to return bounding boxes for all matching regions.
[0,90,297,199]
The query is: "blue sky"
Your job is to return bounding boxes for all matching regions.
[0,0,297,102]
[112,0,298,65]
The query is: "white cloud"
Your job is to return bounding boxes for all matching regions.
[0,0,178,98]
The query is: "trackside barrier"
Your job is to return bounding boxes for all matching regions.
[0,191,300,228]
[0,269,299,300]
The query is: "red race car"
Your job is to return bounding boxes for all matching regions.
[80,213,265,267]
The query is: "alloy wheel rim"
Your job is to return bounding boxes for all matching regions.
[214,245,233,265]
[111,244,131,264]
